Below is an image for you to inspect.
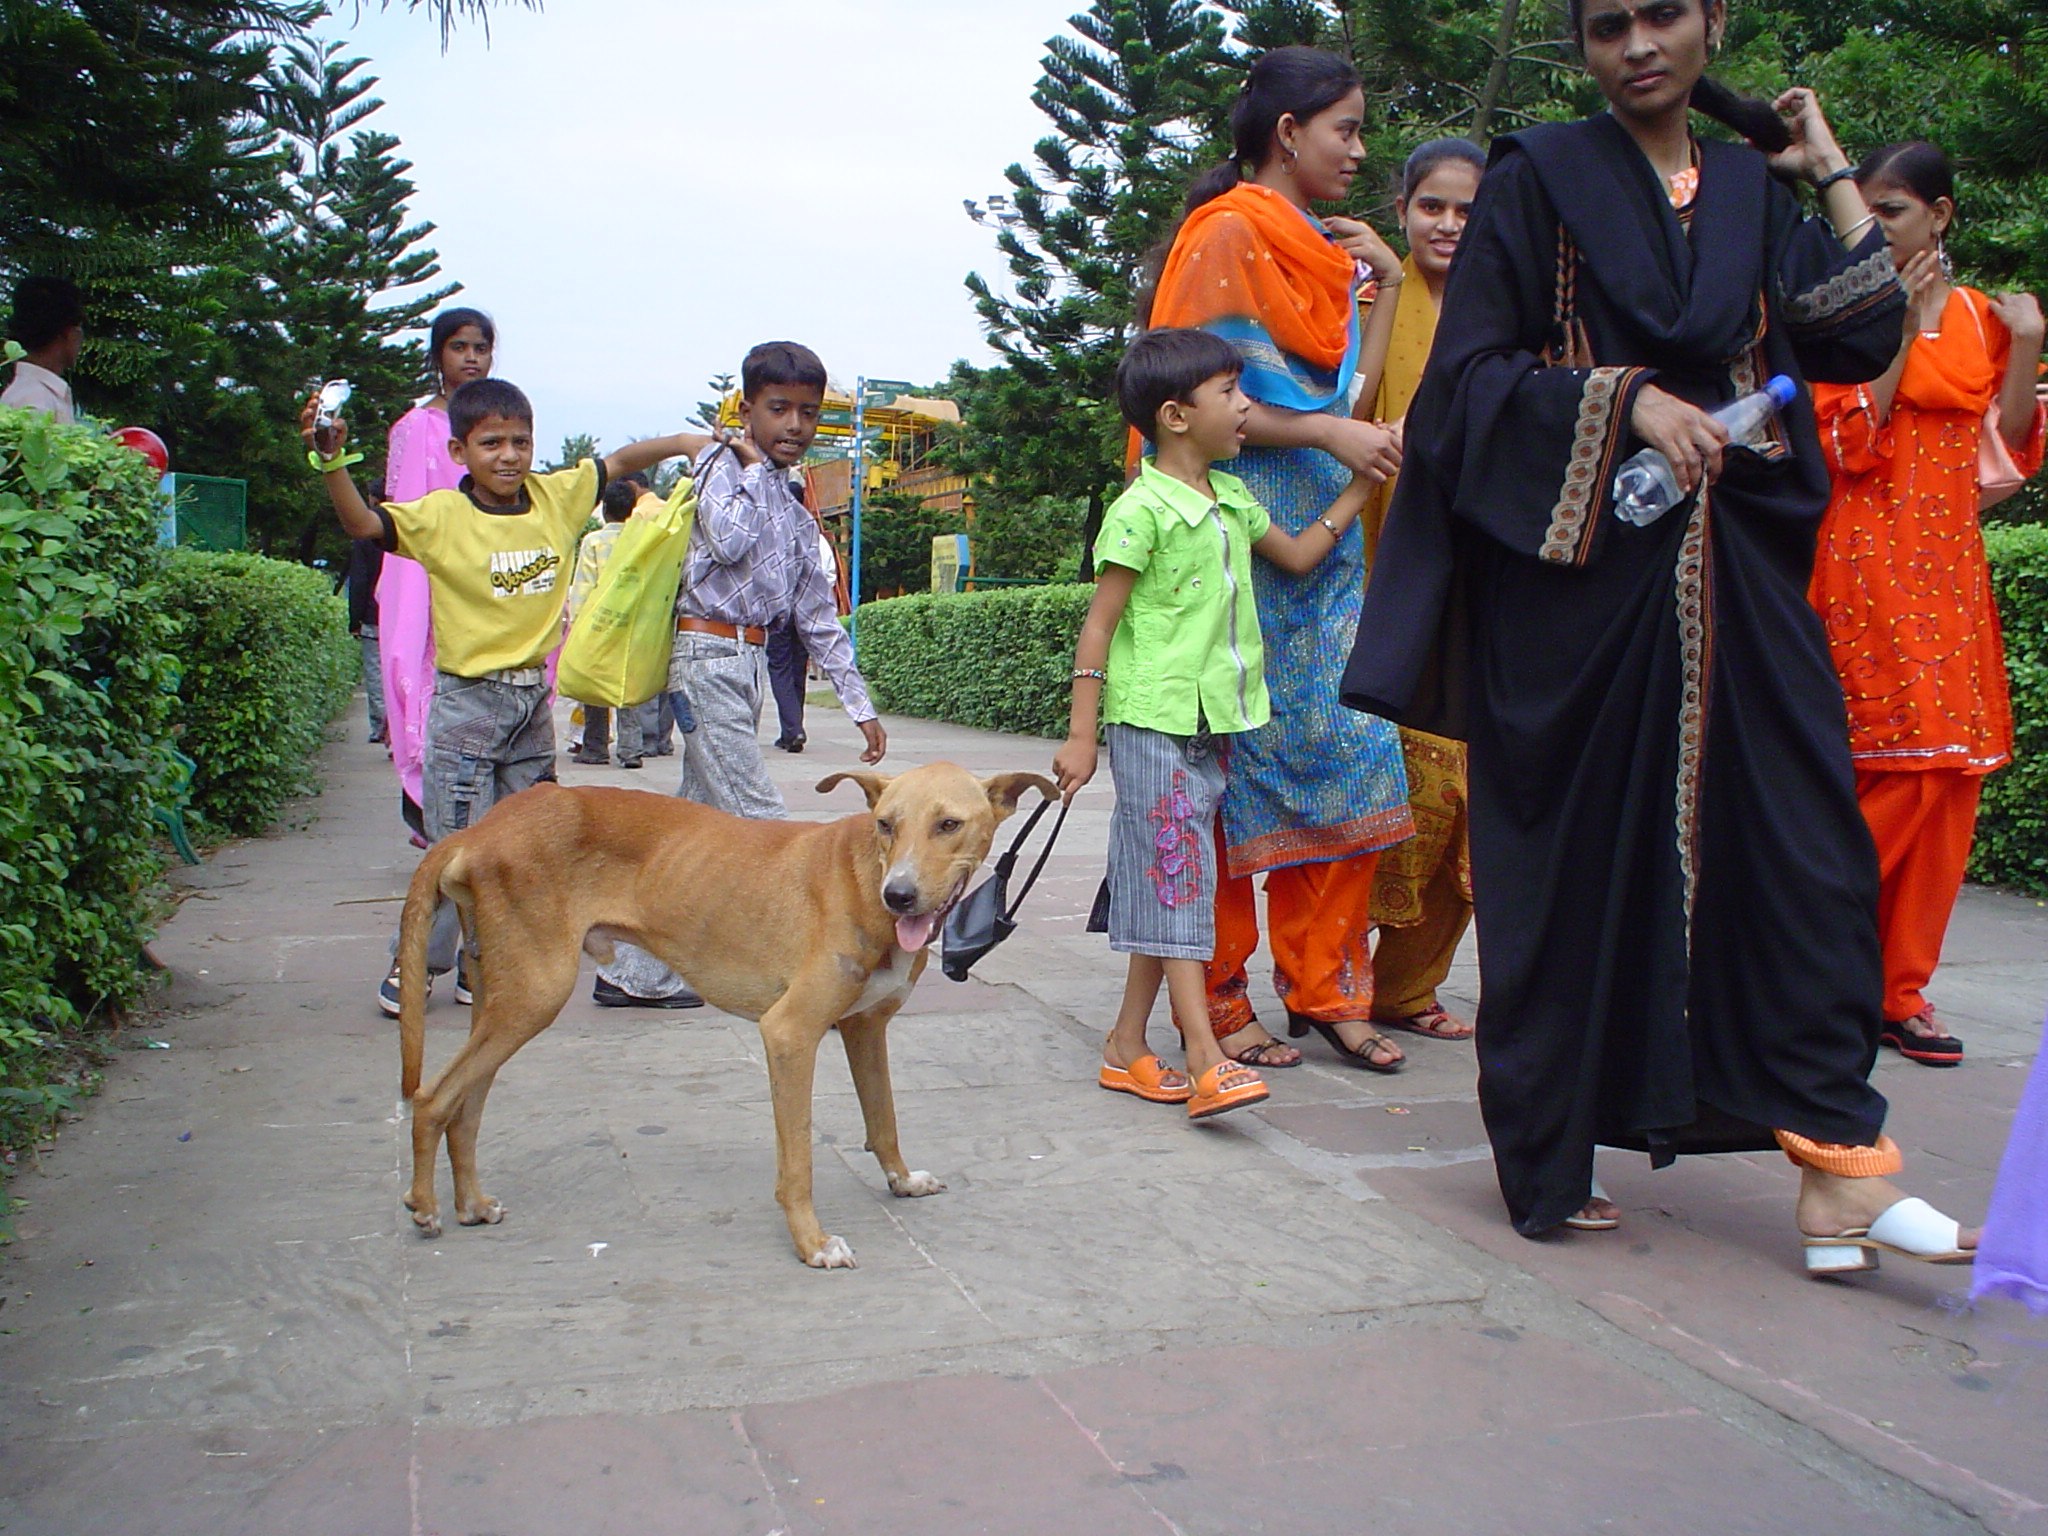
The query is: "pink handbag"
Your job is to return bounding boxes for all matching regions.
[1965,290,2028,511]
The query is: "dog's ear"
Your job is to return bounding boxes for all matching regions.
[815,770,892,808]
[982,771,1058,820]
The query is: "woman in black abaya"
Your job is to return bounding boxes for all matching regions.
[1342,0,1979,1273]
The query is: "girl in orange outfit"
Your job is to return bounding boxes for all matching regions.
[1812,141,2046,1068]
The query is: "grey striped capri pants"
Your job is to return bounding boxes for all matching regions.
[1104,722,1228,960]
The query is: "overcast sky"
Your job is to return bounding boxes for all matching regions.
[336,0,1089,454]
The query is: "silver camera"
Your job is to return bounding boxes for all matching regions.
[314,378,353,430]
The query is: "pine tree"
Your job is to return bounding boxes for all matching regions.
[950,0,1236,567]
[262,39,459,558]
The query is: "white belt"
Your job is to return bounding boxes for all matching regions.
[479,666,545,686]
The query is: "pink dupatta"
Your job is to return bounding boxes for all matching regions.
[377,405,462,811]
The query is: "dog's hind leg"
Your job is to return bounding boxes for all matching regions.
[838,1007,944,1200]
[404,947,578,1238]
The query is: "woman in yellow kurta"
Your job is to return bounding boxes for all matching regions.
[1811,141,2045,1069]
[1357,139,1487,1042]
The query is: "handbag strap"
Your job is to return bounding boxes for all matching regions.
[991,794,1068,921]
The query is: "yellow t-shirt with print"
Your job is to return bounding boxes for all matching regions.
[382,459,601,677]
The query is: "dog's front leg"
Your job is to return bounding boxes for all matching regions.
[759,992,853,1269]
[839,1007,943,1199]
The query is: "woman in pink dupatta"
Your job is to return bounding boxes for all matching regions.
[378,308,495,837]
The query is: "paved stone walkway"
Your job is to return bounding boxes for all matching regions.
[2,700,2044,1535]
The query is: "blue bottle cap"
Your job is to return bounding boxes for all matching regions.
[1765,374,1797,409]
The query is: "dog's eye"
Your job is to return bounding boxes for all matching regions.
[936,818,962,835]
[875,819,894,839]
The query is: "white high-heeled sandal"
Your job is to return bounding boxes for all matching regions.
[1564,1174,1620,1232]
[1803,1196,1976,1276]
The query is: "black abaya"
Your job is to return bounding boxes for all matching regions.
[1341,116,1908,1236]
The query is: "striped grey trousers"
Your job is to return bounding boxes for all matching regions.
[1104,723,1228,960]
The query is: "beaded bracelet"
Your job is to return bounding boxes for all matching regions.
[307,448,365,475]
[1813,165,1857,194]
[1072,668,1106,683]
[1318,515,1342,538]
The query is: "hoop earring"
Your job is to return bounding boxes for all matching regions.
[1937,235,1954,282]
[1281,147,1297,175]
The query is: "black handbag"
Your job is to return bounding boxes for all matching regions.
[940,795,1068,981]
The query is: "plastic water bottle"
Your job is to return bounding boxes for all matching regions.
[1611,374,1798,526]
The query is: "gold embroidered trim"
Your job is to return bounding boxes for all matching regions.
[1541,367,1637,565]
[1781,246,1898,328]
[1673,485,1714,948]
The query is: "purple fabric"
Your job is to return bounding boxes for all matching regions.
[1972,1012,2048,1313]
[377,405,461,808]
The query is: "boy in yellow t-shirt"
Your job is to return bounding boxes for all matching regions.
[302,378,712,1014]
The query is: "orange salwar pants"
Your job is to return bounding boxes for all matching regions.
[1206,837,1379,1039]
[1854,768,1982,1024]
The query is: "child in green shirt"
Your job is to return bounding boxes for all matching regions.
[1053,328,1371,1120]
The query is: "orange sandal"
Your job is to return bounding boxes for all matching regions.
[1186,1061,1269,1120]
[1099,1053,1193,1104]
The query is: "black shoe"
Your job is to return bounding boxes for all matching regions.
[593,976,703,1009]
[618,757,644,770]
[775,733,806,754]
[570,750,608,766]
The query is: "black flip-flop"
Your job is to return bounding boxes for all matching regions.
[1879,1019,1964,1067]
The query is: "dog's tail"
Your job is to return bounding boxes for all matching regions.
[398,837,467,1100]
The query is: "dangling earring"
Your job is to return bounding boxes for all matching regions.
[1937,234,1954,282]
[1281,146,1297,175]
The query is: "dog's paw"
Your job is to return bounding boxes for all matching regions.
[457,1197,505,1226]
[806,1235,858,1269]
[888,1169,945,1198]
[410,1208,443,1240]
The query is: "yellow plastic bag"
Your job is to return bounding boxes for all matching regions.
[557,478,697,707]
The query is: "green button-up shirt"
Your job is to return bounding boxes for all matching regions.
[1095,460,1272,736]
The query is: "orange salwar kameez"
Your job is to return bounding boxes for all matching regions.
[1811,286,2044,1023]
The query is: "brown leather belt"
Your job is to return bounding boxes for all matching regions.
[676,615,767,647]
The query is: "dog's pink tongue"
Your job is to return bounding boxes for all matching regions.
[895,911,941,951]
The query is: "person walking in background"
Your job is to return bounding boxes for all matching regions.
[3,276,83,423]
[1355,137,1487,1047]
[344,537,388,746]
[1344,0,1980,1273]
[1810,141,2046,1069]
[379,306,497,844]
[566,476,649,769]
[1145,46,1415,1075]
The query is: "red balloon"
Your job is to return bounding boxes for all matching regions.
[111,426,170,474]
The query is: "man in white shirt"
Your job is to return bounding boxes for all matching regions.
[2,277,83,424]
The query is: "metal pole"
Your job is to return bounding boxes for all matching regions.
[850,375,865,650]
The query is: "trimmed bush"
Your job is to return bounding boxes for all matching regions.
[1973,523,2048,894]
[854,585,1092,739]
[0,405,181,1151]
[159,549,357,836]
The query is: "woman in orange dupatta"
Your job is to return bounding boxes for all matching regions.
[1357,139,1486,1045]
[1811,142,2046,1068]
[1148,47,1414,1072]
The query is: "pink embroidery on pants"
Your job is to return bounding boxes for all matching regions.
[1148,772,1201,909]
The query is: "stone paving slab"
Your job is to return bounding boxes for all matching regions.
[2,698,2043,1535]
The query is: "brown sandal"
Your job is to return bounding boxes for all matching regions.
[1376,1005,1474,1041]
[1287,1012,1405,1074]
[1223,1033,1303,1069]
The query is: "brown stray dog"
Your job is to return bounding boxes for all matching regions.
[395,763,1055,1268]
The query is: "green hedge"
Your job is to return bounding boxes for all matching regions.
[854,584,1091,739]
[1973,523,2048,894]
[0,405,181,1151]
[159,549,357,836]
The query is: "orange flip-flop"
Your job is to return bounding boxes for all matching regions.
[1186,1061,1269,1120]
[1099,1053,1193,1104]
